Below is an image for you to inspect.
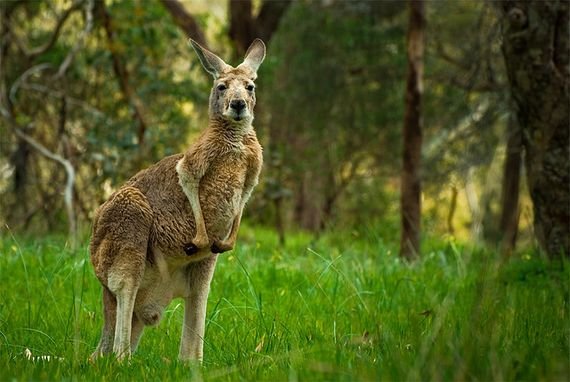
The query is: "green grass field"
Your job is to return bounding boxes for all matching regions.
[0,226,568,381]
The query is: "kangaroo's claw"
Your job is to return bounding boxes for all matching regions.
[211,241,233,254]
[183,243,200,256]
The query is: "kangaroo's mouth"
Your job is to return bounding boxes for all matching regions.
[224,108,249,123]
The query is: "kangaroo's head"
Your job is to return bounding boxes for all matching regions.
[190,39,266,126]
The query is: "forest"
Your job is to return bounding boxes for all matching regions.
[0,0,568,381]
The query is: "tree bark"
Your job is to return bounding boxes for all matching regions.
[499,114,522,255]
[255,1,292,43]
[400,0,424,260]
[229,0,254,56]
[500,0,569,258]
[161,0,291,56]
[160,0,208,46]
[228,0,291,55]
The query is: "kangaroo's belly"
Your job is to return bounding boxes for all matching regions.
[134,249,212,326]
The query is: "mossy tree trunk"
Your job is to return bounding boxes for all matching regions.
[500,0,569,258]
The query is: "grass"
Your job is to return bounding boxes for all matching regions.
[0,225,568,381]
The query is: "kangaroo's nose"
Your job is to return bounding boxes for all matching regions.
[230,99,246,112]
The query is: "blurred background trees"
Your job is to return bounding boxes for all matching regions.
[400,0,424,260]
[499,0,569,257]
[0,0,567,258]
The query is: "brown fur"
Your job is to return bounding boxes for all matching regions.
[89,39,266,361]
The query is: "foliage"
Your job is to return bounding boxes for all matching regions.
[0,230,568,381]
[0,1,566,380]
[0,0,533,248]
[0,0,209,232]
[249,0,515,242]
[257,0,407,231]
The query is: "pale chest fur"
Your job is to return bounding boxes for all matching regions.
[199,150,248,236]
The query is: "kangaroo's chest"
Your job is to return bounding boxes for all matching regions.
[201,152,247,202]
[199,152,248,232]
[147,151,247,254]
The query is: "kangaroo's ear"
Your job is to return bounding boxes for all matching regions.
[238,39,266,74]
[189,39,229,78]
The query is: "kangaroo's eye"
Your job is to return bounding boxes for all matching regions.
[217,84,227,91]
[246,84,255,92]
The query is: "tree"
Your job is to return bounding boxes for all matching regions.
[423,1,508,247]
[0,0,204,237]
[499,0,569,258]
[228,0,292,56]
[0,0,94,247]
[160,0,291,54]
[159,0,207,46]
[400,0,425,260]
[498,113,522,255]
[261,1,407,233]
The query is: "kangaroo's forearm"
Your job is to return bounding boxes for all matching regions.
[187,183,208,239]
[177,158,210,247]
[225,209,243,245]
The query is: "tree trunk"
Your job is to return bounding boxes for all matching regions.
[400,0,424,260]
[500,0,569,258]
[229,0,254,56]
[499,114,522,255]
[294,170,323,232]
[255,1,292,44]
[160,0,208,46]
[447,185,458,235]
[274,197,286,246]
[228,0,292,56]
[9,138,30,218]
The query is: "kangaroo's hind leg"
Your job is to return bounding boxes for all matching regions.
[90,287,116,360]
[179,255,218,362]
[90,187,153,361]
[130,315,145,353]
[108,260,141,360]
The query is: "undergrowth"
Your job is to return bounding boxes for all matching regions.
[0,226,568,381]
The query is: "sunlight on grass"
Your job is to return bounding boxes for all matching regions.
[0,228,568,381]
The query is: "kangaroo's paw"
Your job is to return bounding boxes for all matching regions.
[184,235,210,256]
[183,242,199,256]
[211,240,234,254]
[193,235,209,249]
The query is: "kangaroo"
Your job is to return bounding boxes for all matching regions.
[89,39,265,362]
